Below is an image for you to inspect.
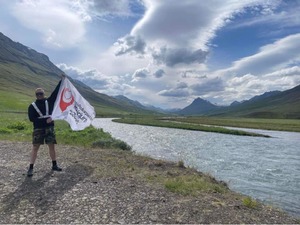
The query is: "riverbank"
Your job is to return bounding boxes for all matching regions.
[114,117,271,137]
[114,116,300,133]
[0,140,298,224]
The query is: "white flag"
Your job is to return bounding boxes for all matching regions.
[51,78,96,131]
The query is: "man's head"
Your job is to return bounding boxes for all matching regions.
[35,88,45,99]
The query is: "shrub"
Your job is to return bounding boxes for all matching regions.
[165,175,227,196]
[242,196,258,208]
[177,160,185,168]
[92,138,131,151]
[7,121,28,130]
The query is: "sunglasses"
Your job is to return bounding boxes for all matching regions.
[35,92,44,96]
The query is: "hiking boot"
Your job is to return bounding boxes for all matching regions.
[27,168,33,177]
[52,165,62,171]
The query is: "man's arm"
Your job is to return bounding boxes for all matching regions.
[28,104,38,123]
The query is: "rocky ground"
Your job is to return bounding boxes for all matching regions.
[0,140,299,224]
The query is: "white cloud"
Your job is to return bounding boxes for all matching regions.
[89,0,133,18]
[12,0,86,48]
[57,63,110,89]
[114,34,146,56]
[152,47,208,67]
[113,0,280,69]
[132,67,149,82]
[228,33,300,75]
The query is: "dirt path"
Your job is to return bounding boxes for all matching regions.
[0,141,298,224]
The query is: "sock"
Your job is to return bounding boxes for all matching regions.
[29,164,34,170]
[52,160,57,167]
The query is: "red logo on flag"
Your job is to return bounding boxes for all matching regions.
[59,88,75,112]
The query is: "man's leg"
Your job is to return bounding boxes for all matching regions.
[27,144,40,177]
[48,143,56,161]
[48,144,62,171]
[30,144,40,164]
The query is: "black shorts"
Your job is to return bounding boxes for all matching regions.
[32,127,57,145]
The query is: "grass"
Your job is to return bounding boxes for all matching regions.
[243,197,258,208]
[0,112,130,150]
[167,116,300,132]
[113,117,271,137]
[164,175,228,196]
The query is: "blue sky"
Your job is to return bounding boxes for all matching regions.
[0,0,299,108]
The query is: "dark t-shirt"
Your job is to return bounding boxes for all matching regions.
[28,80,61,129]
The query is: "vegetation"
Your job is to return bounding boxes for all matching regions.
[243,197,258,209]
[165,116,300,133]
[164,175,228,196]
[113,116,271,137]
[0,112,129,149]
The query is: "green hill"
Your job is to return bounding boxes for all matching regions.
[174,84,300,119]
[209,85,300,119]
[0,32,155,116]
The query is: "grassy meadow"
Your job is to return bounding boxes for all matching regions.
[165,116,300,132]
[113,115,300,134]
[0,112,130,150]
[114,117,275,137]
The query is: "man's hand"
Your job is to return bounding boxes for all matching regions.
[46,117,53,123]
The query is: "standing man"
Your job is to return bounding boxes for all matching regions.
[27,74,65,177]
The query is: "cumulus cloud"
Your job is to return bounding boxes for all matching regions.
[152,47,208,67]
[57,63,109,89]
[131,67,149,82]
[153,69,165,78]
[158,89,189,98]
[158,81,189,97]
[191,77,225,95]
[89,0,133,18]
[114,34,146,56]
[221,66,300,104]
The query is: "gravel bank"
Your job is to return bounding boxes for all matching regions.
[0,141,298,224]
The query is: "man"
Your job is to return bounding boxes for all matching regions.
[27,74,65,177]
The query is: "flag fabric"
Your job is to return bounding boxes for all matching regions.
[51,78,96,131]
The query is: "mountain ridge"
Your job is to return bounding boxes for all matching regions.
[178,87,300,119]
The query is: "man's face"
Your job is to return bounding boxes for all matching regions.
[35,90,45,100]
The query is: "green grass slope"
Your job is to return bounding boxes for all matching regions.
[209,85,300,119]
[0,32,155,116]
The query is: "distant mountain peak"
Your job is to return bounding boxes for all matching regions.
[177,97,220,115]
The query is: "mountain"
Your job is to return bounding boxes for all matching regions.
[0,32,155,116]
[209,87,300,119]
[230,101,241,106]
[177,97,221,115]
[114,95,146,109]
[247,91,281,102]
[174,86,300,119]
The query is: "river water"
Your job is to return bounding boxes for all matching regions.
[92,118,300,217]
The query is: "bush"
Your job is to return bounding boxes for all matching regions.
[242,197,258,208]
[7,121,28,130]
[92,138,131,151]
[165,175,227,196]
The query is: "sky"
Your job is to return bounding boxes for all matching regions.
[0,0,300,109]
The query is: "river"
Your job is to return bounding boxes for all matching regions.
[92,118,300,217]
